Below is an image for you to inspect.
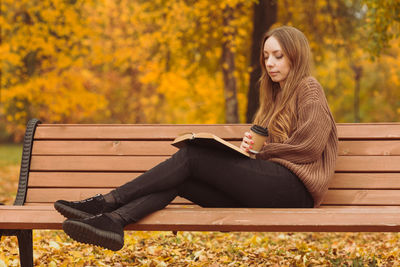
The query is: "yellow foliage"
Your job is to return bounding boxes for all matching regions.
[2,0,399,141]
[3,0,254,137]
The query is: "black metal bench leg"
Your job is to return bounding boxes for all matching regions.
[16,230,33,267]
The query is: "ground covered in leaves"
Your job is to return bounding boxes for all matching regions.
[2,230,400,266]
[1,144,400,266]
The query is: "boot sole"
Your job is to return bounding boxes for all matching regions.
[54,201,92,219]
[63,219,124,251]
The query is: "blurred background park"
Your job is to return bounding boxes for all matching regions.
[1,0,400,143]
[1,0,400,265]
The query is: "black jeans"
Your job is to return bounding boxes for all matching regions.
[110,145,313,225]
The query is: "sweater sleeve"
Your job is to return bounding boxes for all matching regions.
[256,99,333,164]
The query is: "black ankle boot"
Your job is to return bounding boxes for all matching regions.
[62,213,124,251]
[54,194,116,219]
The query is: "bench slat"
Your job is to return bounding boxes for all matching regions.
[338,141,400,156]
[23,203,197,208]
[32,140,179,156]
[323,190,400,205]
[32,140,400,156]
[337,123,400,139]
[34,123,400,140]
[25,188,400,206]
[25,188,190,204]
[30,155,169,171]
[329,173,400,189]
[335,156,400,172]
[34,125,250,140]
[28,172,141,187]
[28,172,400,189]
[26,188,111,202]
[2,206,400,232]
[29,155,400,172]
[13,203,400,210]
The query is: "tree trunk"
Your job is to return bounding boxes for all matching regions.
[0,0,2,106]
[246,0,277,122]
[352,64,363,122]
[222,6,239,123]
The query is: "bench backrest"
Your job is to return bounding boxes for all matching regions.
[22,123,400,207]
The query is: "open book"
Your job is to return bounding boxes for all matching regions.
[172,132,251,158]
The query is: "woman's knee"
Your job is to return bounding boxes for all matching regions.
[173,144,208,165]
[176,144,201,156]
[173,145,193,159]
[176,144,229,162]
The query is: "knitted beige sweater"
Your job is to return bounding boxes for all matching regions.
[256,76,338,207]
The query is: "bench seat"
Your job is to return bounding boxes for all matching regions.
[1,119,400,266]
[2,205,400,232]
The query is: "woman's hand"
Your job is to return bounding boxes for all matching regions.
[240,131,254,153]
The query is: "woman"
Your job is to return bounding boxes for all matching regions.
[54,26,338,251]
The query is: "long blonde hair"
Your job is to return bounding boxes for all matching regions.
[253,26,311,143]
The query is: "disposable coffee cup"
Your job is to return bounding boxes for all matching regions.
[249,125,269,154]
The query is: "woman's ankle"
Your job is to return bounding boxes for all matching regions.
[106,212,129,227]
[103,192,116,204]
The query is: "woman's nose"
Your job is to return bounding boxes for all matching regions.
[266,58,274,67]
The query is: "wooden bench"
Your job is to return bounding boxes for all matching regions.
[1,118,400,266]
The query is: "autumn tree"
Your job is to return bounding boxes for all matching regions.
[1,0,255,141]
[276,0,400,122]
[363,0,400,58]
[246,0,277,122]
[222,4,239,123]
[1,0,108,140]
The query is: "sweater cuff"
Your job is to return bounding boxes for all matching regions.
[256,149,271,160]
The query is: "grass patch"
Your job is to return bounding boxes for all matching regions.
[0,143,22,204]
[0,143,22,166]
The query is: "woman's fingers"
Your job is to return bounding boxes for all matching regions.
[239,141,247,150]
[244,137,254,144]
[240,138,248,150]
[244,132,253,143]
[240,132,254,152]
[244,132,252,139]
